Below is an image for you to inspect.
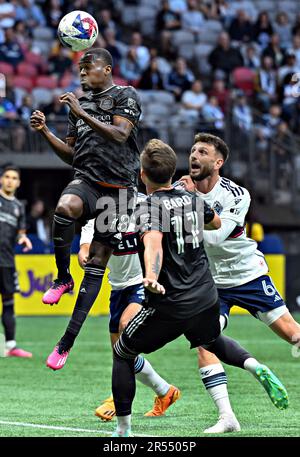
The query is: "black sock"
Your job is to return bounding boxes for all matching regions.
[59,263,105,351]
[52,213,75,280]
[2,298,16,341]
[207,334,252,369]
[112,347,136,416]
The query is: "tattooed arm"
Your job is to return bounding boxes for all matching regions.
[142,230,165,295]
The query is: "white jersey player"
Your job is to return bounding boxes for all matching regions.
[79,193,180,421]
[180,133,298,434]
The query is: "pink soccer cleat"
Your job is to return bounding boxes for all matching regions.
[46,345,70,370]
[7,347,32,358]
[42,278,74,305]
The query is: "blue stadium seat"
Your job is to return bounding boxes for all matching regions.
[258,234,284,254]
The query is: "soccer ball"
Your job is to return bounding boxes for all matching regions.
[57,10,98,52]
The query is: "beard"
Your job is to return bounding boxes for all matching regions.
[189,166,212,182]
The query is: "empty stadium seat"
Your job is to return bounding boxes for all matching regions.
[17,62,38,78]
[35,76,57,89]
[13,75,33,91]
[232,67,256,96]
[0,62,14,76]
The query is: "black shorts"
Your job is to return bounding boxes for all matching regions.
[0,267,19,295]
[61,178,135,249]
[120,300,220,356]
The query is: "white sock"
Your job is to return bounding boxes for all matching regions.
[243,357,260,375]
[5,340,16,350]
[135,358,170,397]
[200,363,233,416]
[116,414,131,434]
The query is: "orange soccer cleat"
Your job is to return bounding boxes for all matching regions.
[144,385,181,417]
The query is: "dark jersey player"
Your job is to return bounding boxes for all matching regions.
[111,139,289,437]
[0,166,32,358]
[30,48,141,368]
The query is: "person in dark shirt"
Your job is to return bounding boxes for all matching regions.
[30,48,141,367]
[0,27,24,68]
[138,57,165,90]
[0,166,32,358]
[209,32,244,79]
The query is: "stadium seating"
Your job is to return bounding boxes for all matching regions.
[35,76,57,89]
[17,62,38,78]
[0,62,14,76]
[13,76,34,92]
[231,67,256,97]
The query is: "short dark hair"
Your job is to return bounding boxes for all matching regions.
[193,133,229,162]
[141,139,177,184]
[2,165,21,177]
[82,48,113,67]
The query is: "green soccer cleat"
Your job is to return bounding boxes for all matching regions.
[112,429,134,437]
[255,364,289,410]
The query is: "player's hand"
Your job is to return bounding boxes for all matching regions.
[179,175,196,192]
[18,235,32,252]
[143,278,165,295]
[30,110,46,131]
[60,92,84,118]
[78,244,90,269]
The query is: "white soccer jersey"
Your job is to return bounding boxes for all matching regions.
[199,177,268,288]
[80,195,145,290]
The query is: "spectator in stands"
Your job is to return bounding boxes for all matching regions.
[48,44,73,78]
[45,0,63,30]
[138,57,164,91]
[208,32,244,79]
[280,72,299,129]
[181,0,204,39]
[0,27,23,68]
[216,0,235,27]
[255,104,282,148]
[179,79,207,121]
[254,55,278,112]
[242,43,261,69]
[119,48,143,85]
[274,12,292,50]
[17,94,33,123]
[232,91,253,131]
[262,33,285,68]
[207,76,230,113]
[0,0,16,44]
[26,199,49,244]
[290,34,300,67]
[292,12,300,37]
[155,0,181,55]
[253,11,273,49]
[0,93,25,151]
[0,94,17,127]
[42,91,68,137]
[201,95,224,131]
[97,8,119,39]
[228,9,253,44]
[13,20,31,52]
[271,121,294,198]
[165,56,195,101]
[103,28,122,68]
[14,0,46,29]
[278,49,300,84]
[130,32,150,72]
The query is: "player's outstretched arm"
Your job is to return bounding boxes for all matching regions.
[30,110,74,165]
[142,231,165,295]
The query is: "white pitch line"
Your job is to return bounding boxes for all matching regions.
[0,420,155,437]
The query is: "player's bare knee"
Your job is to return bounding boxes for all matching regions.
[55,195,83,219]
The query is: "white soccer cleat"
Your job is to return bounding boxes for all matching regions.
[203,413,241,434]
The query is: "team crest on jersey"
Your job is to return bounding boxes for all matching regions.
[99,97,114,110]
[70,179,82,185]
[14,207,20,217]
[213,201,223,215]
[127,98,137,109]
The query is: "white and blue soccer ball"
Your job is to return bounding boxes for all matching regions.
[57,10,98,52]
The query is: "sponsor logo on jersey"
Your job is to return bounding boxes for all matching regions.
[213,201,223,215]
